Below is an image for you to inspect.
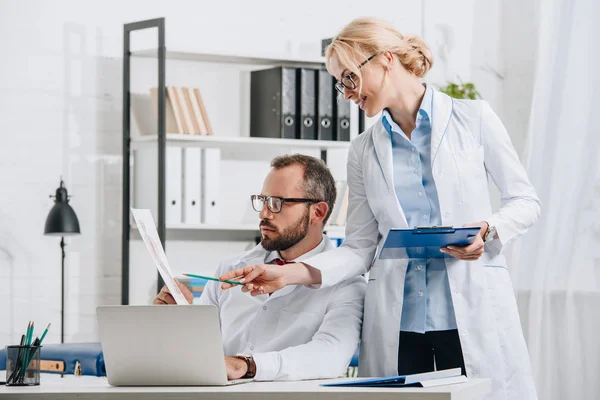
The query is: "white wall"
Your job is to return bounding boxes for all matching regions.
[0,0,536,345]
[425,0,538,159]
[0,0,421,346]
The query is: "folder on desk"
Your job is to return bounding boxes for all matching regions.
[322,367,466,388]
[0,343,106,376]
[379,226,481,259]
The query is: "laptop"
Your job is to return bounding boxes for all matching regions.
[96,305,253,386]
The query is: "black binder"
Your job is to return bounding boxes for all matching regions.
[250,67,297,139]
[335,97,351,141]
[317,70,334,141]
[297,68,317,140]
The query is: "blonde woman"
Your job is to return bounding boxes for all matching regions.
[222,17,540,400]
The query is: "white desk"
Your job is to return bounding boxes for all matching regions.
[0,375,491,400]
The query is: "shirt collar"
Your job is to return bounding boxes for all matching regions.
[264,235,327,264]
[382,84,432,136]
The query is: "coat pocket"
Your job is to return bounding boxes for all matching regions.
[453,146,488,203]
[483,265,521,332]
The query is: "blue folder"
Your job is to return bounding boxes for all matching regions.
[0,343,105,376]
[379,226,481,259]
[322,367,464,387]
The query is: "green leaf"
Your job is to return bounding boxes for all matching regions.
[440,81,481,100]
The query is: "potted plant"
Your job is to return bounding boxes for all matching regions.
[438,81,481,100]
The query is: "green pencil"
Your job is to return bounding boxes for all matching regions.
[28,322,35,346]
[183,273,245,286]
[25,321,33,346]
[39,323,51,344]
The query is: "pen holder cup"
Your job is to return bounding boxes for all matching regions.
[5,345,41,386]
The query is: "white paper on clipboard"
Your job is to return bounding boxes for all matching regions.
[130,208,188,305]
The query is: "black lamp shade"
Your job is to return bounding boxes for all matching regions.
[44,181,81,236]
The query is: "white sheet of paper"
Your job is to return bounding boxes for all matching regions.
[130,208,188,305]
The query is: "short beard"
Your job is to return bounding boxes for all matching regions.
[260,208,310,252]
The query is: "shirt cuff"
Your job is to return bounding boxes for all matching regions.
[252,352,280,381]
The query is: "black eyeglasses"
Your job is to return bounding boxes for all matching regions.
[251,195,322,214]
[335,54,378,94]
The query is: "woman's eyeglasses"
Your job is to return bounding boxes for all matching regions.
[251,195,322,214]
[335,54,378,94]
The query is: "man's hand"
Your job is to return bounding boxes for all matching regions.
[219,263,288,296]
[152,279,193,304]
[440,222,488,261]
[224,356,247,380]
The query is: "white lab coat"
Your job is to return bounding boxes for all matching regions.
[304,91,541,400]
[199,235,366,381]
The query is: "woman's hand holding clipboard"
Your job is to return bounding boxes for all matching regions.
[379,222,488,260]
[439,222,488,260]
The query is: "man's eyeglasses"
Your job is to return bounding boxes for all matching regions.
[251,195,322,214]
[335,53,378,94]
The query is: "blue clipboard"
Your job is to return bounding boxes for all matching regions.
[379,226,481,259]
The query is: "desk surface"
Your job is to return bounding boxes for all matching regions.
[0,375,491,400]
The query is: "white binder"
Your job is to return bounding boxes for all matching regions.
[182,148,202,225]
[165,147,183,224]
[133,147,183,226]
[201,148,221,224]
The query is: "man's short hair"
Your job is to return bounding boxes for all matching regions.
[270,154,337,225]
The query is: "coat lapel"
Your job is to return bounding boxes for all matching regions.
[371,122,395,193]
[371,122,408,228]
[430,90,454,167]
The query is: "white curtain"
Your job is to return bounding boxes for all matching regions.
[508,0,600,399]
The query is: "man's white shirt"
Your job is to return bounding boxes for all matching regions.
[199,234,366,381]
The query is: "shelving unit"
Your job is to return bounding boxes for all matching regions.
[130,222,260,242]
[132,49,326,68]
[122,18,349,305]
[129,222,346,242]
[131,134,351,151]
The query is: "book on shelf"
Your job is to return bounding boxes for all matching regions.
[194,88,214,135]
[166,86,186,134]
[146,86,213,135]
[175,86,197,134]
[187,88,209,135]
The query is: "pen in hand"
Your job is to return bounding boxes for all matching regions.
[183,273,245,286]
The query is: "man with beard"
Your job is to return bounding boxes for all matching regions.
[153,154,366,382]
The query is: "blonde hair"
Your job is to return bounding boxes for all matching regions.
[325,17,433,90]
